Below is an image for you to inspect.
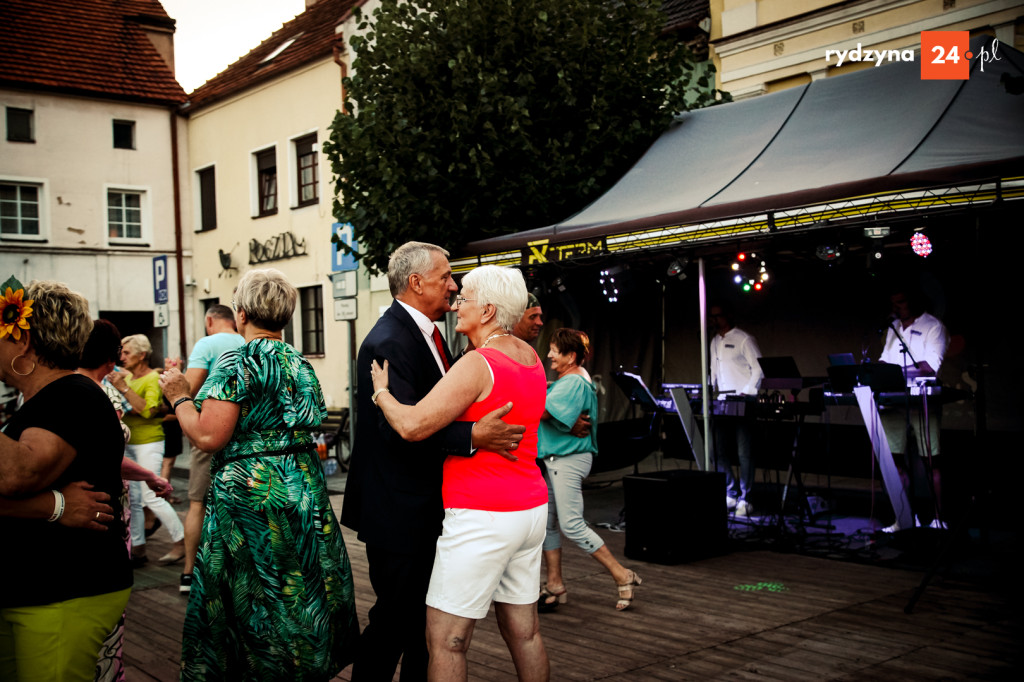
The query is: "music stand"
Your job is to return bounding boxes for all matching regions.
[827,362,904,393]
[757,356,803,392]
[668,387,704,471]
[612,371,661,412]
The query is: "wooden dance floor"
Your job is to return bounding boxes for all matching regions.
[124,492,1018,680]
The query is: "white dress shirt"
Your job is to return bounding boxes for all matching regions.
[710,326,762,396]
[879,311,948,375]
[396,299,447,375]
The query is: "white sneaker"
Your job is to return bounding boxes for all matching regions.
[726,496,738,510]
[735,500,753,517]
[881,516,921,533]
[928,518,948,530]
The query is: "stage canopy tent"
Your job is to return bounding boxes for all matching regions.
[452,35,1024,272]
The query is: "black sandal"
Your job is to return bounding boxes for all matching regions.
[538,584,567,612]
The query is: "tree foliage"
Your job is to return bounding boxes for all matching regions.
[324,0,728,273]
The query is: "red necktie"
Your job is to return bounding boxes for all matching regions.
[431,326,451,372]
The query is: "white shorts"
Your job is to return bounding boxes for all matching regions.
[426,504,547,619]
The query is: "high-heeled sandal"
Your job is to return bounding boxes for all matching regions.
[538,584,568,612]
[616,571,642,611]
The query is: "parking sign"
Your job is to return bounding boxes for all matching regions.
[153,255,168,304]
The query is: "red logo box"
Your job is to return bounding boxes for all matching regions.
[921,31,971,80]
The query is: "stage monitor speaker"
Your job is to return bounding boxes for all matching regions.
[623,470,728,564]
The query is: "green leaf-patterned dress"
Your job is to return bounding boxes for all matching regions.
[181,339,359,681]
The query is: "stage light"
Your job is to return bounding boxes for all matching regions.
[598,266,626,304]
[815,244,844,263]
[911,232,932,258]
[667,256,689,280]
[732,252,769,293]
[551,276,566,293]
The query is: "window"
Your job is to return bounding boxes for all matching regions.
[256,148,277,216]
[294,134,318,206]
[197,166,217,231]
[113,120,135,149]
[6,108,33,143]
[298,285,324,355]
[108,190,143,240]
[0,182,40,236]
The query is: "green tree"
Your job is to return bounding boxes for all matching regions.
[325,0,727,273]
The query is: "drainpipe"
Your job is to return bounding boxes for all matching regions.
[170,109,187,361]
[332,32,349,108]
[332,26,356,451]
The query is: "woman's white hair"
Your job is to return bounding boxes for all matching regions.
[461,265,528,332]
[121,333,153,360]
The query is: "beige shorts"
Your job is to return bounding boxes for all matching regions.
[881,406,941,458]
[188,444,213,502]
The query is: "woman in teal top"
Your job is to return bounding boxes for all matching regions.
[159,269,358,681]
[537,329,642,611]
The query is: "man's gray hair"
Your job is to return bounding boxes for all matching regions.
[461,265,528,332]
[388,242,450,297]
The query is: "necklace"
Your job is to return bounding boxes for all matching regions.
[480,332,511,348]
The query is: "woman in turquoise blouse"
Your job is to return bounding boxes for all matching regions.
[537,329,642,611]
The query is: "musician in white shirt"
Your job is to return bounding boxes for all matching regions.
[709,303,762,517]
[878,287,950,531]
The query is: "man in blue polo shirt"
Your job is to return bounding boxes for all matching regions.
[172,304,243,593]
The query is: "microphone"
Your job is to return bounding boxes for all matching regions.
[877,315,895,335]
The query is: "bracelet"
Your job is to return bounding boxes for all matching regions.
[47,490,65,522]
[172,396,192,412]
[371,387,390,406]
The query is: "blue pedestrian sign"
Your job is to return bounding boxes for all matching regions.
[332,222,358,272]
[153,255,168,304]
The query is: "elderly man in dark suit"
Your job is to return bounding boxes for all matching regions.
[341,241,524,681]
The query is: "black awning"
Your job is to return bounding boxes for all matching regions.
[458,35,1024,267]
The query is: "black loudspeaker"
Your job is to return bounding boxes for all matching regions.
[623,470,728,564]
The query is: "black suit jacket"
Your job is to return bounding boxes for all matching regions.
[341,300,473,553]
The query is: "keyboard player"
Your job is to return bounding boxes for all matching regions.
[878,285,950,532]
[709,303,763,517]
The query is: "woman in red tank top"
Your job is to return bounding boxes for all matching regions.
[369,264,549,681]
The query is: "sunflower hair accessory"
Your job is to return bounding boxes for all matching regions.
[1,275,34,341]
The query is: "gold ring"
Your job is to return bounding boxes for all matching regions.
[95,511,101,520]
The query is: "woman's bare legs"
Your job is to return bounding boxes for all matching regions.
[426,607,476,682]
[427,604,549,681]
[495,602,549,682]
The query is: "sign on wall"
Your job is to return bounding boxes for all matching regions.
[332,222,359,272]
[152,255,168,304]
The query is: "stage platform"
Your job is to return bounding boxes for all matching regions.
[122,455,1019,680]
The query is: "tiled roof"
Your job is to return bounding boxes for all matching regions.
[186,0,365,111]
[0,0,186,106]
[662,0,708,31]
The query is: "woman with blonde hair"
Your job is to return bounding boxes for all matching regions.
[160,268,358,680]
[108,332,184,565]
[0,278,130,681]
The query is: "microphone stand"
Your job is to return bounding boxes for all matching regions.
[886,319,941,528]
